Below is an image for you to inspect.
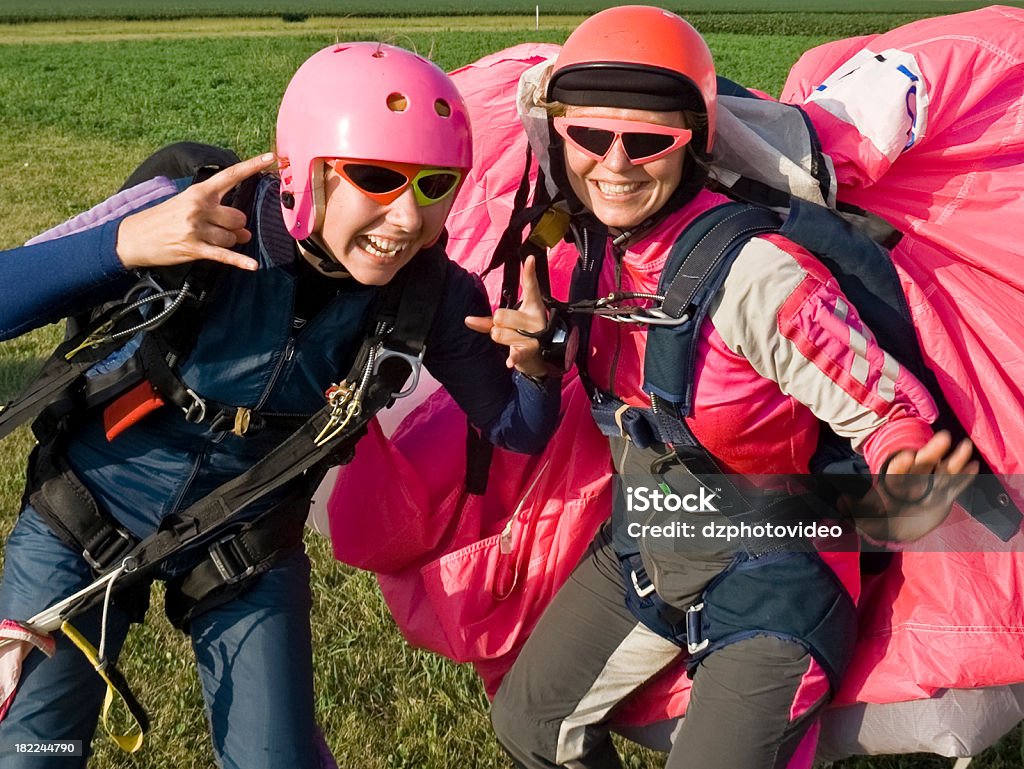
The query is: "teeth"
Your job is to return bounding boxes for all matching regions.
[596,181,644,196]
[598,181,643,194]
[363,235,407,258]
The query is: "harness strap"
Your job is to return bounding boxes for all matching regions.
[684,551,858,692]
[659,206,779,320]
[44,250,446,629]
[27,444,140,574]
[0,303,150,442]
[163,481,313,631]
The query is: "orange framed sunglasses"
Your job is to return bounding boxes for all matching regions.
[325,159,463,207]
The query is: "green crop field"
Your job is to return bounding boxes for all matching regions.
[0,8,1022,769]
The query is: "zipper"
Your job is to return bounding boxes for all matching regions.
[167,441,208,516]
[606,242,625,398]
[255,338,295,411]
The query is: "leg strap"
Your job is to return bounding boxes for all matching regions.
[687,551,857,692]
[26,444,139,573]
[25,444,150,623]
[618,550,857,692]
[163,486,310,632]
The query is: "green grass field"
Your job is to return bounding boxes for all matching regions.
[1,9,1022,769]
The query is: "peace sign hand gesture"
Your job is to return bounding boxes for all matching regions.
[115,153,277,272]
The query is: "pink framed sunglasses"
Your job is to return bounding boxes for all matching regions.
[552,116,692,165]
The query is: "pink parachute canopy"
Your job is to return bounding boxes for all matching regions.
[329,6,1024,733]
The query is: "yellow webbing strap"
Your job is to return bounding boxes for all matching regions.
[61,621,148,753]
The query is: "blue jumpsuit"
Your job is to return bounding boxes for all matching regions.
[0,175,560,768]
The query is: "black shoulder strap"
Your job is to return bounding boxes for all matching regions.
[659,204,780,320]
[563,216,609,398]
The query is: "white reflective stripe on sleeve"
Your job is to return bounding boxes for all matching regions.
[878,351,901,403]
[848,328,870,386]
[833,296,849,323]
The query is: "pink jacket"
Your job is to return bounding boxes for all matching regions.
[585,188,936,476]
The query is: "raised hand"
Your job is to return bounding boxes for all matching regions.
[465,255,554,379]
[115,153,277,272]
[846,430,979,542]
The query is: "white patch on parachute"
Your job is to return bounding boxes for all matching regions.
[804,48,930,161]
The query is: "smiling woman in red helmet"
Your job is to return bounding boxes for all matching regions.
[484,7,976,769]
[0,43,557,768]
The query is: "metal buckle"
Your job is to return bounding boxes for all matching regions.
[120,272,166,306]
[208,533,257,585]
[630,568,657,598]
[83,526,135,572]
[372,347,425,400]
[182,388,207,423]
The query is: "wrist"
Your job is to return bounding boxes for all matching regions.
[518,365,563,387]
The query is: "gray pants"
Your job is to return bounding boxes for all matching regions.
[490,526,829,769]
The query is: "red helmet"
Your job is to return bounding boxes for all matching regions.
[548,6,717,155]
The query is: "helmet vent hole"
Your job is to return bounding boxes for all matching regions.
[387,92,408,112]
[434,99,451,117]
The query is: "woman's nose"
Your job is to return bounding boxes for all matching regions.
[384,186,423,231]
[601,137,635,173]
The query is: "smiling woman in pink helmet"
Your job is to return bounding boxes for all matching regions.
[0,43,557,768]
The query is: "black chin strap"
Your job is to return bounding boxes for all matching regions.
[298,237,349,275]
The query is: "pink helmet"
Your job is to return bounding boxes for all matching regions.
[276,42,473,240]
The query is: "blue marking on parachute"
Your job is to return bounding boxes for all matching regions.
[815,84,828,91]
[897,64,919,82]
[904,85,918,150]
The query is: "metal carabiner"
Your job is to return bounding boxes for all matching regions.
[634,308,692,327]
[120,272,166,306]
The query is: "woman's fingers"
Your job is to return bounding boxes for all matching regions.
[196,152,277,201]
[864,431,979,542]
[939,437,977,475]
[115,153,274,271]
[464,256,552,378]
[464,316,494,334]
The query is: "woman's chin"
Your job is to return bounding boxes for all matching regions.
[340,247,413,286]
